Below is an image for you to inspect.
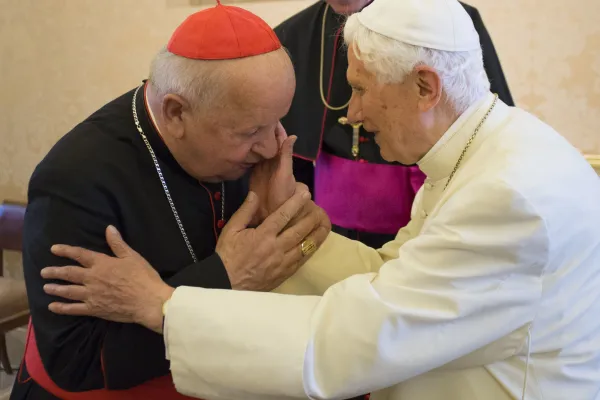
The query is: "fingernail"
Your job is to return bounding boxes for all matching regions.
[41,267,54,278]
[247,191,256,202]
[290,136,297,145]
[108,225,120,237]
[51,245,62,253]
[302,191,311,199]
[44,283,56,292]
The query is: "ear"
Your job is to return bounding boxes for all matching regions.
[162,94,191,139]
[414,65,443,112]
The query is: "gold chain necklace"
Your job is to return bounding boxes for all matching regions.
[443,94,498,191]
[319,4,351,111]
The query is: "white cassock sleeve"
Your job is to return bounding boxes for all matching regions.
[164,180,549,400]
[272,214,421,296]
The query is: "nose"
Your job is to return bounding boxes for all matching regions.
[346,92,363,125]
[252,127,279,160]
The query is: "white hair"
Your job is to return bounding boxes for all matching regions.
[343,15,490,113]
[148,46,226,112]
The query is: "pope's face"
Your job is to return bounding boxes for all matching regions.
[346,46,438,165]
[175,50,296,182]
[325,0,372,15]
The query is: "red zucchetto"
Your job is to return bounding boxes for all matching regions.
[167,0,282,60]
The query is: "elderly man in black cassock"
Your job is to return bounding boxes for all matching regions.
[10,3,330,400]
[275,0,514,249]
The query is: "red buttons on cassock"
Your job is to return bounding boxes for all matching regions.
[359,136,369,143]
[358,159,368,164]
[214,192,222,201]
[217,219,225,229]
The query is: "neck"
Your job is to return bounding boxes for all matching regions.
[417,93,496,181]
[417,103,462,162]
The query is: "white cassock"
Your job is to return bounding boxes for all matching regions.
[162,93,600,400]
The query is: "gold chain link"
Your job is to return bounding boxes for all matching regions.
[443,94,499,191]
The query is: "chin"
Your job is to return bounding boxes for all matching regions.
[380,151,396,163]
[220,170,247,181]
[226,165,257,180]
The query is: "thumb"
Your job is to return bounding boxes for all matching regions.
[278,135,297,176]
[281,135,296,158]
[275,121,289,149]
[224,191,259,232]
[105,225,133,258]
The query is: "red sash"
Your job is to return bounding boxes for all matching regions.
[22,319,198,399]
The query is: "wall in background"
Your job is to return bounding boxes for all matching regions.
[0,0,598,382]
[1,0,599,204]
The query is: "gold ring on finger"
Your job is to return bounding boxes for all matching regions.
[301,239,317,257]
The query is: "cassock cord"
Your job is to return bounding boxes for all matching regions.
[319,4,350,111]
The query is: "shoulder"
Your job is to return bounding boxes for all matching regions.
[274,1,322,41]
[29,91,139,202]
[455,112,593,224]
[444,176,544,221]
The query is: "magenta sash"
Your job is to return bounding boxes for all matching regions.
[314,152,425,234]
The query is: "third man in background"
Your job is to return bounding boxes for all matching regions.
[274,0,514,249]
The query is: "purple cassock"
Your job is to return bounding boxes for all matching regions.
[315,152,426,236]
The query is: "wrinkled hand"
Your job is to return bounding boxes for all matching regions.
[216,187,321,291]
[41,226,174,334]
[284,200,332,269]
[250,122,297,224]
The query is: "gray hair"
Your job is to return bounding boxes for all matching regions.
[148,46,226,112]
[343,15,490,113]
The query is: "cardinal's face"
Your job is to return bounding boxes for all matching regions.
[167,49,296,183]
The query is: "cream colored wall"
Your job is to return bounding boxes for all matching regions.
[1,0,599,204]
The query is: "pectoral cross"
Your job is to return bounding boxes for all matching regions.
[338,117,363,159]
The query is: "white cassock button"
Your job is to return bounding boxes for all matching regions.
[420,210,428,218]
[424,183,433,190]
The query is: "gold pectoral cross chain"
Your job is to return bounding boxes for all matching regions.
[338,117,363,159]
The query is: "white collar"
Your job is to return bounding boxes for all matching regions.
[144,84,164,138]
[418,92,500,182]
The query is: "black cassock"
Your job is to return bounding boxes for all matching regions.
[275,0,514,249]
[10,83,248,399]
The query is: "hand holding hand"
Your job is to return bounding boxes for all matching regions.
[216,187,316,291]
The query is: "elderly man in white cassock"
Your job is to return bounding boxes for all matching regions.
[40,0,600,399]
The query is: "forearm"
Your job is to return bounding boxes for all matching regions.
[164,286,317,400]
[131,253,231,334]
[273,232,385,296]
[274,207,422,296]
